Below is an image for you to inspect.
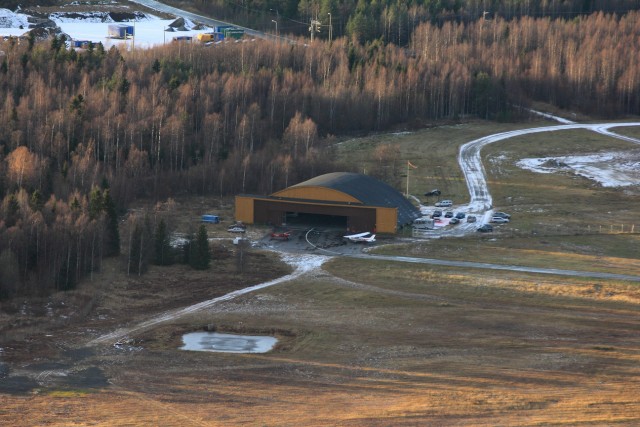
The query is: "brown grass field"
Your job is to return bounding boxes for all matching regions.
[2,118,640,425]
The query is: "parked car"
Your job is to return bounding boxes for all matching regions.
[449,217,460,225]
[435,200,453,207]
[431,210,442,218]
[490,216,510,224]
[477,224,493,232]
[228,225,246,233]
[454,212,466,219]
[424,189,441,197]
[467,215,477,223]
[493,212,511,219]
[444,211,454,218]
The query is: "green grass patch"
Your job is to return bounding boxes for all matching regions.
[337,121,527,203]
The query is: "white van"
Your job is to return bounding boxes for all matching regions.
[434,200,453,207]
[413,217,435,230]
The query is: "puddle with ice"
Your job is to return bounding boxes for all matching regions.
[180,332,277,353]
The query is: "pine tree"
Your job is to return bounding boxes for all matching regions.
[153,219,173,266]
[103,189,120,256]
[189,224,211,270]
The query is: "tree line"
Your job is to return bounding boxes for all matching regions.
[167,0,640,45]
[0,10,638,297]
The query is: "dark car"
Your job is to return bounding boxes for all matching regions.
[444,211,454,218]
[477,224,493,232]
[449,217,460,225]
[424,189,441,197]
[467,215,477,223]
[431,210,442,218]
[454,212,466,219]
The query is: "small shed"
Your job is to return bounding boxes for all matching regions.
[172,36,193,43]
[72,40,91,49]
[108,24,134,39]
[201,214,220,224]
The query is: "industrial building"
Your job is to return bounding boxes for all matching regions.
[235,172,421,233]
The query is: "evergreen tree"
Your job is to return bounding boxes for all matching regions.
[103,189,120,256]
[127,219,152,276]
[88,186,103,219]
[189,225,211,270]
[153,219,173,266]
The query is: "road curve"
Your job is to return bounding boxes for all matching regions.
[458,122,640,219]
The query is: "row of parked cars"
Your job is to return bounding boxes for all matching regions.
[478,212,512,232]
[431,209,477,225]
[428,195,512,232]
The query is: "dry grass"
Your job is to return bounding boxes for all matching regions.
[2,256,640,426]
[375,234,640,277]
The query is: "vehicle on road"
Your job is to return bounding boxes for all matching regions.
[431,210,442,218]
[435,200,453,207]
[493,212,511,219]
[467,215,477,223]
[490,216,510,224]
[449,218,460,225]
[444,211,454,218]
[413,217,435,230]
[455,212,466,219]
[477,224,493,232]
[270,231,291,240]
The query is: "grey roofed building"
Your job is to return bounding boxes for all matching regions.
[289,172,421,226]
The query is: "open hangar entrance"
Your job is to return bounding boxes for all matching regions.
[253,199,377,232]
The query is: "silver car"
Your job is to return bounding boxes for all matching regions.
[490,216,510,224]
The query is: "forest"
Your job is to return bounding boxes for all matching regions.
[0,9,639,297]
[160,0,640,45]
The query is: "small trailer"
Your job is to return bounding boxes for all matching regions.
[108,24,134,39]
[201,214,220,224]
[172,35,193,43]
[196,32,225,43]
[72,40,91,49]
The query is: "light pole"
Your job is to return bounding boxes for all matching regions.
[327,12,332,42]
[271,19,278,39]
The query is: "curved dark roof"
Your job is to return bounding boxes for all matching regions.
[290,172,421,225]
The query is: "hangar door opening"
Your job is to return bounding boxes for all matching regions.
[284,212,348,228]
[253,199,377,232]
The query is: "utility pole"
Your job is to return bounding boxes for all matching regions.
[327,12,332,42]
[272,19,278,39]
[309,17,321,42]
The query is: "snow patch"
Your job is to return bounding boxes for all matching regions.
[0,8,29,28]
[517,151,640,187]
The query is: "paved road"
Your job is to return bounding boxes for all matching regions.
[458,121,640,222]
[129,0,277,40]
[351,253,640,282]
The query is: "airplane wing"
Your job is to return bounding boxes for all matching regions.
[343,232,370,240]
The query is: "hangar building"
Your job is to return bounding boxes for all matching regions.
[235,172,421,233]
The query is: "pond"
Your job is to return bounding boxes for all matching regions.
[180,332,278,353]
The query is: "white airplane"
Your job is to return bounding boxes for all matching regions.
[343,232,376,243]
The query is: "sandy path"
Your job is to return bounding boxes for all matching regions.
[89,253,329,345]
